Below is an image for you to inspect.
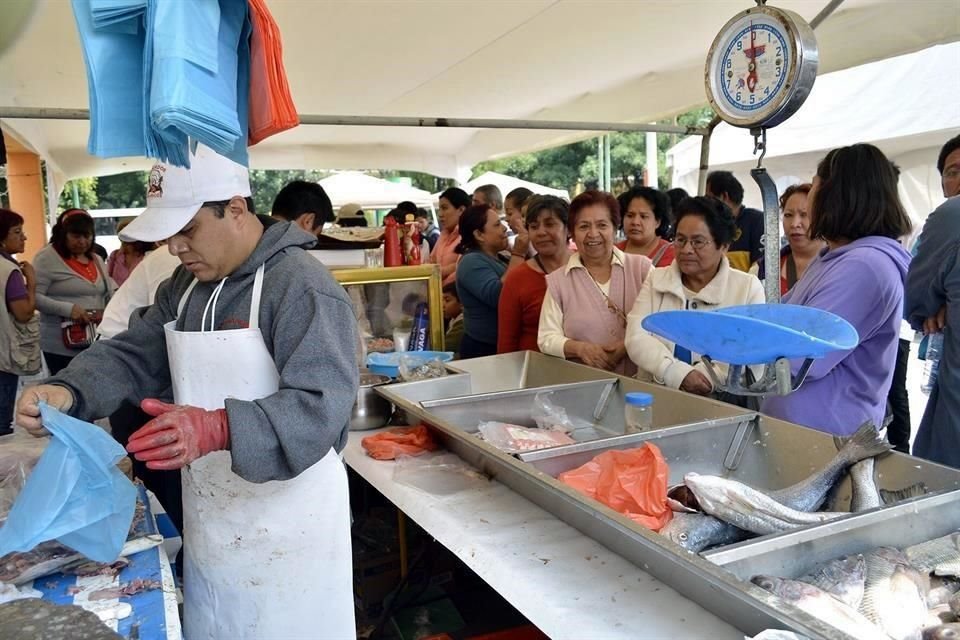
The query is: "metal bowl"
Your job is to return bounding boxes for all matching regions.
[350,373,393,431]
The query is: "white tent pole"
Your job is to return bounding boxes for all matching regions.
[603,135,612,192]
[0,107,708,137]
[597,137,604,189]
[646,129,658,188]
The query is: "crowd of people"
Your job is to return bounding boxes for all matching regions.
[0,138,956,471]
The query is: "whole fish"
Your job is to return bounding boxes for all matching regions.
[798,554,866,610]
[767,421,892,512]
[658,512,747,553]
[850,458,883,512]
[860,547,929,640]
[750,575,887,639]
[906,533,960,574]
[683,472,847,535]
[664,422,890,549]
[923,623,960,640]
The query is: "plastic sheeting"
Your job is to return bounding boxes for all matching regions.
[0,404,137,563]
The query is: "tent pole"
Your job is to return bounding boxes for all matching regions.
[0,107,708,137]
[696,115,722,195]
[597,137,604,190]
[810,0,844,29]
[603,135,612,192]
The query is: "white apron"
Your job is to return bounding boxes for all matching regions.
[166,265,354,639]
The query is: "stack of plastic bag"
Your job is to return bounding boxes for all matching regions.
[0,404,137,563]
[71,0,253,167]
[248,0,299,145]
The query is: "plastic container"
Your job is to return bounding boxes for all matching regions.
[366,351,454,378]
[624,392,654,433]
[383,216,404,267]
[921,332,944,394]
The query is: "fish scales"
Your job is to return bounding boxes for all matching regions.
[799,554,867,610]
[906,533,960,574]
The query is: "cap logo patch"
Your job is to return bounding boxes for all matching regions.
[147,165,165,198]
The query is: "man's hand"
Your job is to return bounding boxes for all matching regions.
[125,399,230,470]
[16,385,74,437]
[680,370,713,396]
[923,305,947,335]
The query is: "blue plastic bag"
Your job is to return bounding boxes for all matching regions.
[0,404,137,563]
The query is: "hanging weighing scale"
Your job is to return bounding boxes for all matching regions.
[644,1,853,397]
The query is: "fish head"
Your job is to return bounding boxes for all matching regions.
[923,623,960,640]
[660,513,708,552]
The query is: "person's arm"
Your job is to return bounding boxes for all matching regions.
[225,287,359,483]
[537,289,569,358]
[97,261,151,340]
[906,205,959,330]
[34,255,77,319]
[497,269,524,353]
[7,265,35,323]
[458,255,504,308]
[624,274,695,388]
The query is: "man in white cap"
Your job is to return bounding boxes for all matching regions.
[17,146,358,638]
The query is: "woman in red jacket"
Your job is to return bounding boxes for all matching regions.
[497,196,571,353]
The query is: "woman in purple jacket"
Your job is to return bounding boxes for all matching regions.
[762,144,913,436]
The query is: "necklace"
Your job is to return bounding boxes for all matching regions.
[583,262,626,328]
[68,257,98,282]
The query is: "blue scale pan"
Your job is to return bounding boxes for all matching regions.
[640,304,859,366]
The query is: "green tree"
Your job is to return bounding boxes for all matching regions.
[58,177,98,210]
[248,169,328,215]
[97,171,148,208]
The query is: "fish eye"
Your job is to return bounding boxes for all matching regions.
[678,533,688,542]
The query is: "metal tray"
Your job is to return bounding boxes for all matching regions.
[707,490,960,581]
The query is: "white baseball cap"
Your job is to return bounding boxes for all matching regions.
[120,145,252,242]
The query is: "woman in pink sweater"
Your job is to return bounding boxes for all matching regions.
[538,190,652,375]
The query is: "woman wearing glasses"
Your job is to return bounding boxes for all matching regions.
[625,196,764,395]
[538,190,652,375]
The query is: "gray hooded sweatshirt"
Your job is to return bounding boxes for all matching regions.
[49,219,360,484]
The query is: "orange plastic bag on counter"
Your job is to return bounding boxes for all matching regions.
[247,0,298,145]
[361,425,439,460]
[558,442,673,531]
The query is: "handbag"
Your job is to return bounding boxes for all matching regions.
[61,318,98,349]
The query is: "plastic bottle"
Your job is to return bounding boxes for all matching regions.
[407,302,430,351]
[921,332,944,395]
[625,392,654,433]
[404,214,421,265]
[383,216,404,267]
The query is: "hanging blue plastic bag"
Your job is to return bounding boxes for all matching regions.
[0,403,136,563]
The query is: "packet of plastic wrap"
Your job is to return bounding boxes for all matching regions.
[398,355,448,382]
[478,421,575,454]
[531,392,576,433]
[393,452,489,495]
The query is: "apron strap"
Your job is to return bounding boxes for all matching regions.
[177,279,199,318]
[249,264,266,330]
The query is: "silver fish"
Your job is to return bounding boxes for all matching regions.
[658,512,747,553]
[860,547,929,640]
[683,472,847,535]
[750,575,887,639]
[881,483,929,504]
[799,554,866,610]
[662,422,890,550]
[906,533,960,574]
[770,420,892,512]
[938,559,960,578]
[923,623,960,640]
[850,458,883,512]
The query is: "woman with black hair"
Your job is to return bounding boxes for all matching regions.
[616,186,675,266]
[625,196,764,396]
[762,144,912,436]
[454,204,524,358]
[430,187,470,286]
[34,209,114,374]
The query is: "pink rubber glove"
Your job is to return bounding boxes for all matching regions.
[126,399,230,470]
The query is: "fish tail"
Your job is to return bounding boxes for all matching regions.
[841,421,892,464]
[880,483,929,504]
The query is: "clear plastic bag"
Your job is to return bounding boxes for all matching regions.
[478,421,575,454]
[532,392,575,433]
[393,452,488,495]
[398,355,448,382]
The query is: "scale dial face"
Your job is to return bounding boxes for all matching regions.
[705,5,818,129]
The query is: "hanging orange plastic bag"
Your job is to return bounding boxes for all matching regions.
[247,0,298,145]
[361,425,439,460]
[558,443,673,531]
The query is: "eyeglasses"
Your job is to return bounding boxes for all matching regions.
[944,167,960,180]
[674,237,713,250]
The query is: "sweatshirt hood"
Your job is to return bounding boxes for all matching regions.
[820,236,911,281]
[230,217,318,278]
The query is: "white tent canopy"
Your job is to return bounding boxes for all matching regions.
[458,171,569,202]
[317,172,433,211]
[667,42,960,237]
[1,0,958,189]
